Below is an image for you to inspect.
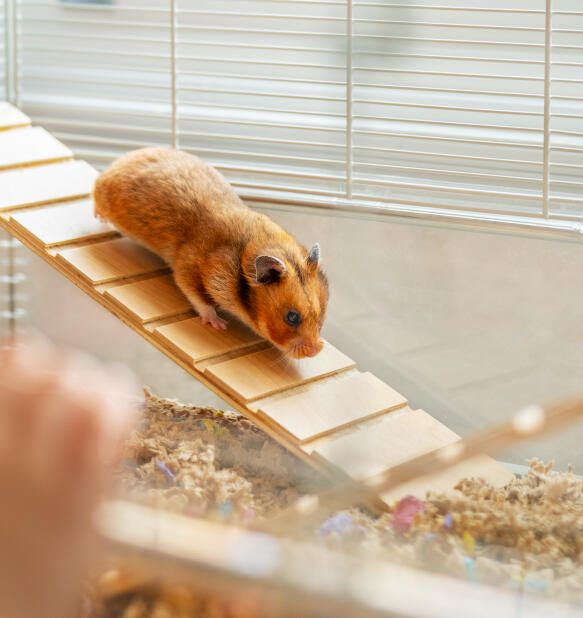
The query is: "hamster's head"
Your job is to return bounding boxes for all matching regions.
[244,244,329,359]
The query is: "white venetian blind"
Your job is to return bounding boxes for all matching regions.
[550,0,583,220]
[19,0,172,162]
[350,1,545,216]
[10,0,583,229]
[1,1,6,98]
[175,0,347,199]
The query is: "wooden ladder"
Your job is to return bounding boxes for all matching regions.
[0,103,514,506]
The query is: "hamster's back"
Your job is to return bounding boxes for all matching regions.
[93,147,246,259]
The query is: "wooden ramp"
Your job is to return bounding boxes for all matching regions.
[0,104,514,507]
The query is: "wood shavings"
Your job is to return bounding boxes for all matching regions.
[111,388,324,524]
[313,459,583,605]
[91,392,583,615]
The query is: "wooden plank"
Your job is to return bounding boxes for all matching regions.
[0,160,98,212]
[204,342,355,403]
[104,274,192,324]
[381,455,515,503]
[9,198,117,247]
[0,102,31,130]
[153,315,261,364]
[56,237,167,285]
[0,126,72,170]
[313,409,460,481]
[256,371,408,444]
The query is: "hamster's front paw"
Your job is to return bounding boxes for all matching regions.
[199,307,228,330]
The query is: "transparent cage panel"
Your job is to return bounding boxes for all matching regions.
[20,204,583,474]
[0,231,8,340]
[8,1,583,613]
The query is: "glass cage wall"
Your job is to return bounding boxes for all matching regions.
[14,207,583,472]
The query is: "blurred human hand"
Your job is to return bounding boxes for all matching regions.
[0,338,140,618]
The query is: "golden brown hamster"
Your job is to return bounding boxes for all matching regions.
[93,147,329,359]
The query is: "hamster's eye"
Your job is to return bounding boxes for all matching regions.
[285,310,302,327]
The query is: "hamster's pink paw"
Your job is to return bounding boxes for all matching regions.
[200,309,228,330]
[202,315,228,330]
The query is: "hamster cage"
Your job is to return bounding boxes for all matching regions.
[1,0,583,615]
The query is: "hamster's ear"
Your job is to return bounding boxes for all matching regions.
[255,255,286,284]
[307,243,320,265]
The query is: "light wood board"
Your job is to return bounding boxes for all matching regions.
[256,371,408,444]
[0,105,516,509]
[0,126,72,170]
[57,237,167,284]
[204,343,356,403]
[0,160,98,212]
[313,408,460,481]
[153,315,261,364]
[0,103,30,130]
[9,198,118,248]
[104,274,192,324]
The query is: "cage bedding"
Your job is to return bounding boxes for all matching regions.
[89,389,583,617]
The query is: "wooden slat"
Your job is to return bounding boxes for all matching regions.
[313,409,460,481]
[0,102,31,130]
[9,198,117,248]
[104,274,192,324]
[153,315,261,364]
[56,237,167,285]
[0,126,72,170]
[380,454,515,503]
[256,371,408,444]
[204,343,355,403]
[0,160,98,212]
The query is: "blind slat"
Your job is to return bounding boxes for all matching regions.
[14,0,583,227]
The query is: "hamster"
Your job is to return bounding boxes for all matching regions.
[93,147,329,359]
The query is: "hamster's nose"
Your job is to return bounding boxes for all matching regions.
[304,339,324,358]
[289,338,324,359]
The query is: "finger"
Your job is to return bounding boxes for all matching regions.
[0,341,59,458]
[27,351,140,514]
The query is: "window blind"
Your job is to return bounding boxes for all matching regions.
[175,0,347,199]
[19,0,172,162]
[351,1,545,216]
[550,0,583,220]
[1,1,6,98]
[9,0,583,230]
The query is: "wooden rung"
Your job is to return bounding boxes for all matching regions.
[380,455,515,503]
[8,198,118,248]
[0,126,72,170]
[0,160,98,212]
[104,274,192,324]
[312,409,460,481]
[204,342,355,403]
[56,237,167,285]
[255,371,408,445]
[153,315,261,364]
[0,103,31,130]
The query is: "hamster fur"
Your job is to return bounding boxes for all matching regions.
[93,147,329,359]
